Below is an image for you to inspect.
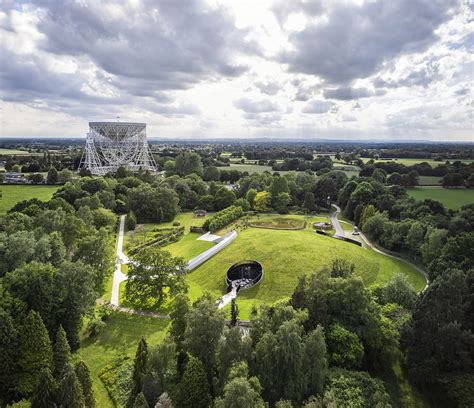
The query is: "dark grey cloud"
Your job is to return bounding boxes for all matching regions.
[254,80,281,96]
[302,100,334,114]
[323,87,386,100]
[234,98,281,113]
[280,0,459,84]
[31,0,256,91]
[373,64,440,89]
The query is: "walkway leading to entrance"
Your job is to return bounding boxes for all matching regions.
[110,215,237,307]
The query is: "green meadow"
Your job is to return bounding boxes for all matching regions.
[0,184,60,214]
[407,186,474,210]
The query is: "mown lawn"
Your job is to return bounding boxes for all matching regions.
[187,216,426,319]
[0,184,60,213]
[78,313,170,408]
[163,232,214,260]
[407,186,474,210]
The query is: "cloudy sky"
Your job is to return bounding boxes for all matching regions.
[0,0,472,140]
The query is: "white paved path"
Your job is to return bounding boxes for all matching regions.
[111,215,128,306]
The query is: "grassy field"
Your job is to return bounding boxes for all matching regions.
[407,187,474,210]
[0,184,60,213]
[0,148,32,155]
[78,313,170,408]
[362,157,473,167]
[187,214,426,318]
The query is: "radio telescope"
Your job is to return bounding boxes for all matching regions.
[79,122,157,175]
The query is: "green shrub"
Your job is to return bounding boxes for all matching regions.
[99,357,133,407]
[202,205,243,233]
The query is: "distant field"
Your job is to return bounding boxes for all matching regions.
[407,187,474,210]
[418,175,442,186]
[228,163,292,175]
[363,157,473,167]
[0,148,31,155]
[0,184,60,213]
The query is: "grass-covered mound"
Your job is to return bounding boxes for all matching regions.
[186,217,426,318]
[249,217,306,230]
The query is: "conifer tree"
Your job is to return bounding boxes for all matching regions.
[31,367,57,408]
[169,293,189,352]
[75,361,95,408]
[0,310,18,405]
[154,392,173,408]
[57,363,84,408]
[128,337,149,408]
[17,310,53,396]
[177,355,210,408]
[230,299,239,327]
[133,392,149,408]
[53,326,71,380]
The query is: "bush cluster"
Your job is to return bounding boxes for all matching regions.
[203,205,243,232]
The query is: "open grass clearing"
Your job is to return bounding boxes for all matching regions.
[187,214,425,319]
[0,184,60,213]
[362,157,473,167]
[0,148,34,155]
[78,312,170,408]
[407,186,474,210]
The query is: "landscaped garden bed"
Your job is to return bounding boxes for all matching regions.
[249,217,306,230]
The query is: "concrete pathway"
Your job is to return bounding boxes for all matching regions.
[330,204,429,290]
[197,231,222,242]
[111,215,128,306]
[330,204,345,237]
[218,287,237,309]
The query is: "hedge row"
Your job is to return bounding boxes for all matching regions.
[128,226,184,255]
[203,205,243,233]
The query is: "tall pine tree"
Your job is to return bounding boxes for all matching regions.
[177,355,210,408]
[75,361,95,408]
[57,363,84,408]
[128,337,148,408]
[17,310,53,396]
[53,326,71,380]
[0,309,18,405]
[31,367,57,408]
[133,392,149,408]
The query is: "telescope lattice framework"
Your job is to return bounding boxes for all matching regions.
[79,122,157,176]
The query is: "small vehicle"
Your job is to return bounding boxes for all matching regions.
[352,230,360,236]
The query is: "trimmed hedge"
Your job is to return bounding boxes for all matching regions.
[203,205,243,233]
[128,226,184,255]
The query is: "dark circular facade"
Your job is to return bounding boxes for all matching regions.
[226,260,263,293]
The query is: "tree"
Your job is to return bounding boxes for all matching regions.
[170,294,190,352]
[330,259,355,278]
[125,248,187,309]
[270,176,289,200]
[327,324,364,369]
[214,187,236,211]
[133,392,149,408]
[175,152,203,176]
[53,326,71,380]
[128,337,149,408]
[17,310,53,396]
[303,192,315,212]
[274,192,291,214]
[405,221,425,259]
[420,228,448,265]
[154,392,173,408]
[127,185,179,223]
[254,191,271,212]
[246,188,258,209]
[184,294,225,379]
[126,211,137,231]
[230,299,239,327]
[303,326,327,397]
[382,274,417,309]
[362,211,387,241]
[75,361,94,408]
[215,362,265,408]
[203,166,220,181]
[58,169,73,184]
[0,310,18,405]
[57,364,84,408]
[176,355,210,408]
[31,368,57,408]
[47,167,59,184]
[359,205,376,230]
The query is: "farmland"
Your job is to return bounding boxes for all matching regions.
[0,184,60,213]
[407,187,474,210]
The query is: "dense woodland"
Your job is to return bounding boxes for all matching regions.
[0,142,473,407]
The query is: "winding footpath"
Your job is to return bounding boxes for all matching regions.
[330,204,429,290]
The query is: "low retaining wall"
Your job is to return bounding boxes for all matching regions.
[187,231,237,271]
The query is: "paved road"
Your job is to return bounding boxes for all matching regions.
[330,204,429,290]
[330,204,345,237]
[111,215,128,306]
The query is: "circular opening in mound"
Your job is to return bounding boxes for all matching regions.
[226,260,263,293]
